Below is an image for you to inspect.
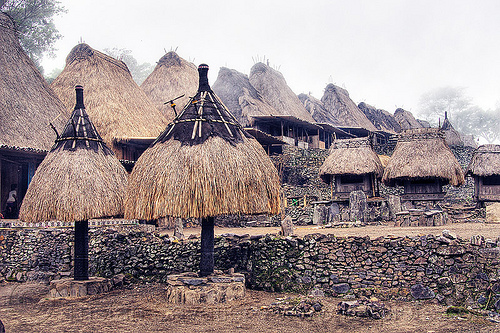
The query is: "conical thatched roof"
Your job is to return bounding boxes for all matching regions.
[358,102,401,133]
[440,113,464,147]
[212,67,278,127]
[298,93,341,126]
[248,62,315,122]
[125,64,280,220]
[382,128,465,186]
[19,86,128,222]
[0,12,66,150]
[50,43,167,154]
[467,144,500,177]
[393,108,424,130]
[141,51,198,122]
[320,84,377,131]
[319,137,383,183]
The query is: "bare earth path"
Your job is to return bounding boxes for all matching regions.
[0,283,498,333]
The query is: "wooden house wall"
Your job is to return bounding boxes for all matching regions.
[402,179,444,200]
[474,175,500,202]
[334,174,374,199]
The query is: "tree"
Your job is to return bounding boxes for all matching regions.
[1,0,66,73]
[104,48,153,85]
[418,87,500,143]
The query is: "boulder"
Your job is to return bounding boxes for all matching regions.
[281,216,294,237]
[410,284,435,300]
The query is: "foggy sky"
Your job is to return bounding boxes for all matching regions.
[42,0,500,117]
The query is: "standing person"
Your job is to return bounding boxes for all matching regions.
[5,184,18,219]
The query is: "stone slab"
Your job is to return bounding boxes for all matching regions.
[165,273,245,304]
[49,277,114,298]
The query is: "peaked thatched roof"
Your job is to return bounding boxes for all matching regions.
[0,12,66,151]
[125,64,280,220]
[248,62,315,122]
[440,113,464,147]
[467,144,500,177]
[358,102,401,133]
[140,51,198,122]
[393,108,424,130]
[298,93,341,126]
[212,67,277,127]
[320,84,377,131]
[319,137,383,183]
[19,86,128,222]
[50,43,167,154]
[382,128,465,186]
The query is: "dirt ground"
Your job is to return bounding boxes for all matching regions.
[172,222,500,240]
[0,282,498,333]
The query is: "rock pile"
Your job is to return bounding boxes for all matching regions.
[337,298,389,319]
[261,296,323,317]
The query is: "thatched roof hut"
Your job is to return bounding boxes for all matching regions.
[19,86,128,223]
[382,128,464,199]
[393,108,424,131]
[319,137,383,199]
[248,62,315,123]
[468,144,500,177]
[358,102,401,134]
[125,64,280,220]
[440,112,464,147]
[467,144,500,202]
[212,67,277,127]
[0,12,66,151]
[298,93,341,126]
[141,51,198,122]
[320,84,377,131]
[51,43,167,158]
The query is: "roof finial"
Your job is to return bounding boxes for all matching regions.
[198,64,210,92]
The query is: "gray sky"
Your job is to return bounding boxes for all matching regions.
[42,0,500,116]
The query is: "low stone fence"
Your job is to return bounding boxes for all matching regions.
[1,228,500,309]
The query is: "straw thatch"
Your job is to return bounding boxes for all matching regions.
[298,93,341,126]
[141,51,198,122]
[393,108,424,131]
[248,62,316,123]
[382,128,465,186]
[320,84,377,131]
[358,102,401,133]
[319,137,383,183]
[50,43,167,154]
[0,12,66,150]
[212,67,278,127]
[125,64,280,220]
[467,144,500,177]
[19,87,128,222]
[440,115,464,147]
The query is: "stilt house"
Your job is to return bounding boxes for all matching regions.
[319,137,383,200]
[382,128,464,200]
[467,144,500,202]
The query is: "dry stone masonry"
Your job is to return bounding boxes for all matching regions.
[2,228,500,310]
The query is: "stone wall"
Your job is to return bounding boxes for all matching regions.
[2,228,500,309]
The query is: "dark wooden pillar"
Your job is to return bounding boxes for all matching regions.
[200,216,215,277]
[74,220,89,280]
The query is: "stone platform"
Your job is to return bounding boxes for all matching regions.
[165,272,245,304]
[49,276,116,298]
[395,209,447,227]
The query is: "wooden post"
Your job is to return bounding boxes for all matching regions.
[200,216,215,277]
[74,220,89,280]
